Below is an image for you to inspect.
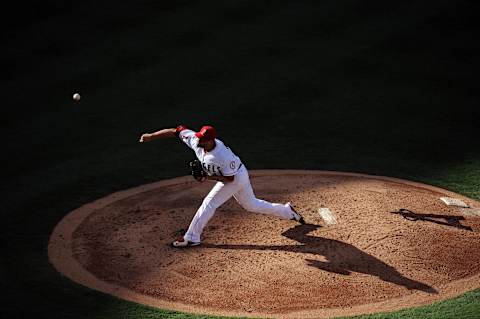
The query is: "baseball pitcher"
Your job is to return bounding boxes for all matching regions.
[139,125,305,247]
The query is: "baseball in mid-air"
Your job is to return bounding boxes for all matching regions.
[73,93,81,101]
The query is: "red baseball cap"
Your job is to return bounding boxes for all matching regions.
[195,125,217,141]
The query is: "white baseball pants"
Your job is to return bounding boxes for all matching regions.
[183,166,296,243]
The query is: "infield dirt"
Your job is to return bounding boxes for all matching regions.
[49,170,480,318]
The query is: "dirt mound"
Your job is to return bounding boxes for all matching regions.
[48,170,480,318]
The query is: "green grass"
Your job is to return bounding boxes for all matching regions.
[2,0,479,318]
[342,289,480,319]
[86,288,480,319]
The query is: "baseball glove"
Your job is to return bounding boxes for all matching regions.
[189,159,207,182]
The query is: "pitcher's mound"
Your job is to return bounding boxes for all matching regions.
[48,170,480,318]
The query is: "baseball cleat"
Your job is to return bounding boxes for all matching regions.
[171,236,201,248]
[287,202,305,224]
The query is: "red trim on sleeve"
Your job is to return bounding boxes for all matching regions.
[175,125,189,137]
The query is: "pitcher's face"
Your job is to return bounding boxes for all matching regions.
[198,139,215,151]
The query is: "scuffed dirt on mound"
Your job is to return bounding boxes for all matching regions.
[49,171,480,318]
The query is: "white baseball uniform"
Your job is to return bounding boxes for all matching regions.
[178,128,297,243]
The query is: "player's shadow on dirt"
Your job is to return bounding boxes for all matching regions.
[391,209,472,231]
[203,224,437,294]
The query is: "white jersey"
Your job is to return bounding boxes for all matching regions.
[179,129,242,176]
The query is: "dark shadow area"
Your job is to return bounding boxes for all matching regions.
[203,224,437,293]
[391,209,473,231]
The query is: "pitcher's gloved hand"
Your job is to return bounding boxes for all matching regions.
[189,159,207,182]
